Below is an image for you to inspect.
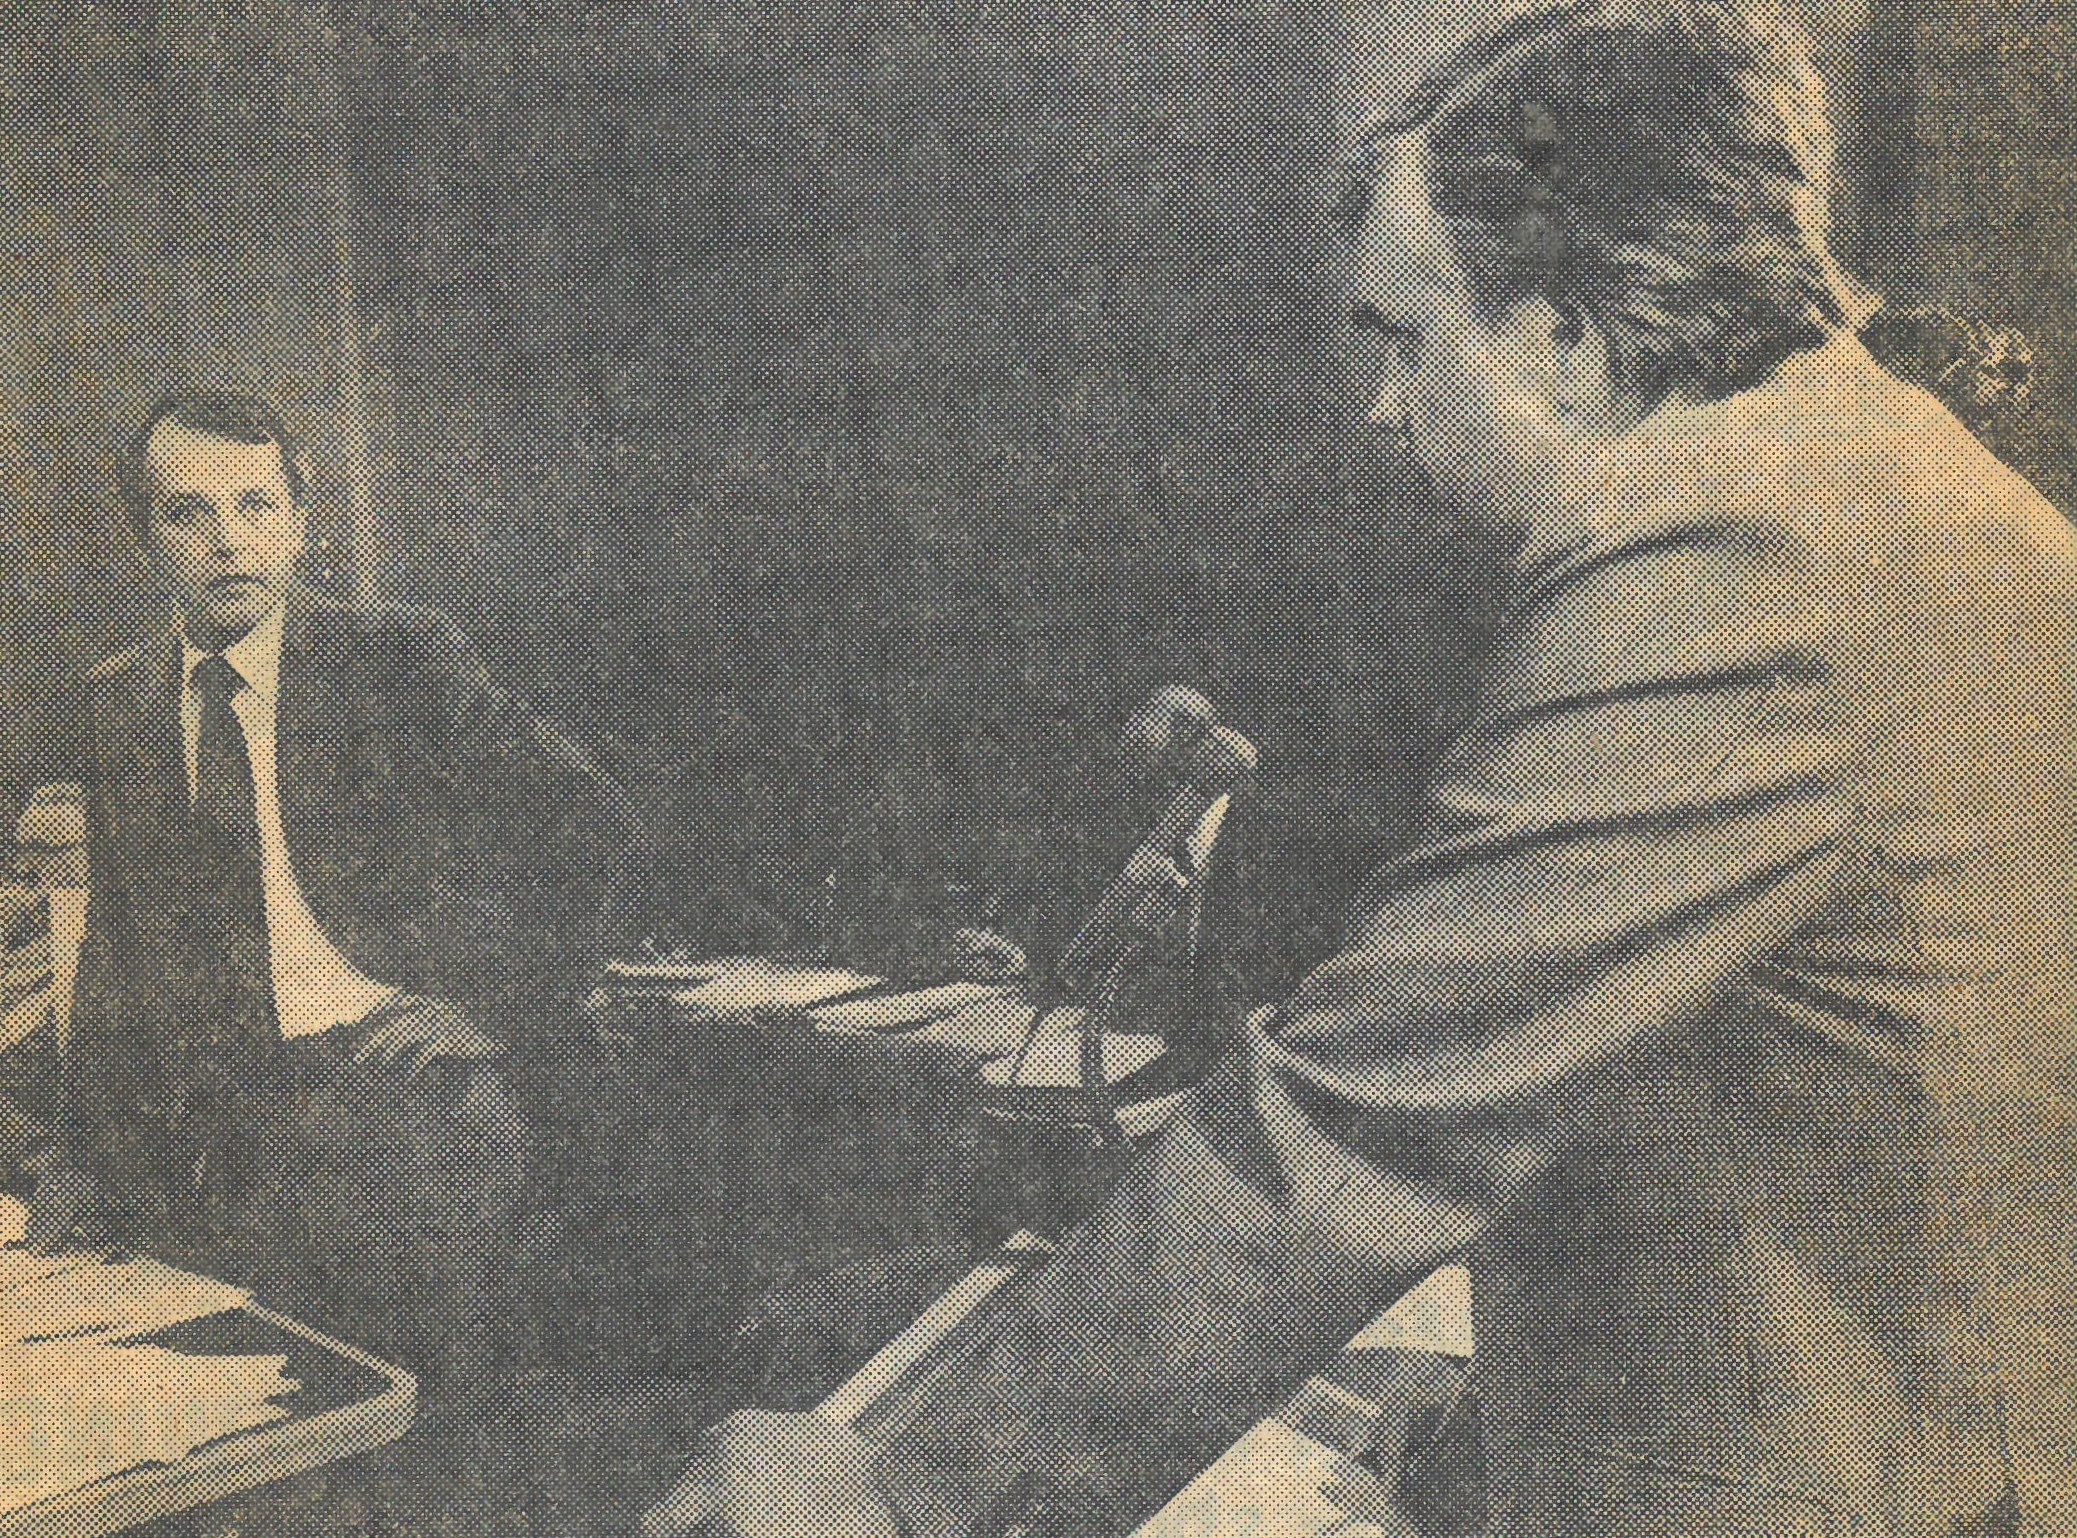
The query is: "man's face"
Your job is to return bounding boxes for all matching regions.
[141,418,307,648]
[1343,141,1584,530]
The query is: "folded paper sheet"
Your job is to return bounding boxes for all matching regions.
[0,1340,297,1513]
[0,1259,253,1345]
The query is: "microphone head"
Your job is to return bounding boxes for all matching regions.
[1121,685,1218,775]
[947,927,1029,983]
[1185,724,1258,795]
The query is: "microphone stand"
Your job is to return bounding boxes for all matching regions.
[967,798,1237,1255]
[1056,759,1240,1102]
[1070,836,1200,1105]
[973,724,1250,1250]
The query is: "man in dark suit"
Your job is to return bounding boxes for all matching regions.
[653,3,2076,1534]
[17,390,632,1396]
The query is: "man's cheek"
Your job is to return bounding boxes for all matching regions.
[271,526,309,585]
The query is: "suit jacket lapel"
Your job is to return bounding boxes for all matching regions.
[115,630,187,844]
[276,584,354,853]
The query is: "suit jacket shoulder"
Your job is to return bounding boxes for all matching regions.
[284,584,487,690]
[1502,339,2073,722]
[83,641,157,685]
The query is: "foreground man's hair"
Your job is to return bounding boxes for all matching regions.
[1348,0,1879,404]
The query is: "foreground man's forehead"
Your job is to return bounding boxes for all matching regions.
[1346,139,1462,310]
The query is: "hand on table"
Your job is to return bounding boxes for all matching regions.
[948,927,1028,983]
[640,1410,901,1538]
[24,1159,109,1254]
[351,995,505,1079]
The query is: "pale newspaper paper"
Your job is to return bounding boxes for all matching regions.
[0,1198,298,1518]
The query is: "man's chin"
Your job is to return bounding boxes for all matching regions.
[185,588,281,646]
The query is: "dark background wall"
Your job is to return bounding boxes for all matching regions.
[0,1,2056,1003]
[1911,0,2077,505]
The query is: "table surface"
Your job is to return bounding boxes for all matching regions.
[0,1289,415,1538]
[0,1160,416,1537]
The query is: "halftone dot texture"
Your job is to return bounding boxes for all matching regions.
[0,3,2070,1537]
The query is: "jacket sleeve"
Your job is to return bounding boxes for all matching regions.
[881,515,1863,1535]
[422,621,641,1049]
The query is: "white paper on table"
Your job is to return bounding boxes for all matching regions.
[0,1340,296,1512]
[670,960,883,1015]
[976,1027,1167,1088]
[808,981,1005,1033]
[0,1258,252,1345]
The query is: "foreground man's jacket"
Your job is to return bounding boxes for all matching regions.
[886,337,2077,1538]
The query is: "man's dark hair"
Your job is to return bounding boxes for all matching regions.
[1342,0,1879,405]
[119,389,310,538]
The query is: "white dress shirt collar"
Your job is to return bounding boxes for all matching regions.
[181,603,284,702]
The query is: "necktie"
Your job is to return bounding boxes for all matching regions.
[192,655,263,864]
[185,654,278,1171]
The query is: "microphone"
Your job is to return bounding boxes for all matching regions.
[1056,692,1258,991]
[1120,685,1219,777]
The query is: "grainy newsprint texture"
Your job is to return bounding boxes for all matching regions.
[0,3,2070,1537]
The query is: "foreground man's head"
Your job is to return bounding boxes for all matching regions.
[1341,0,1872,527]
